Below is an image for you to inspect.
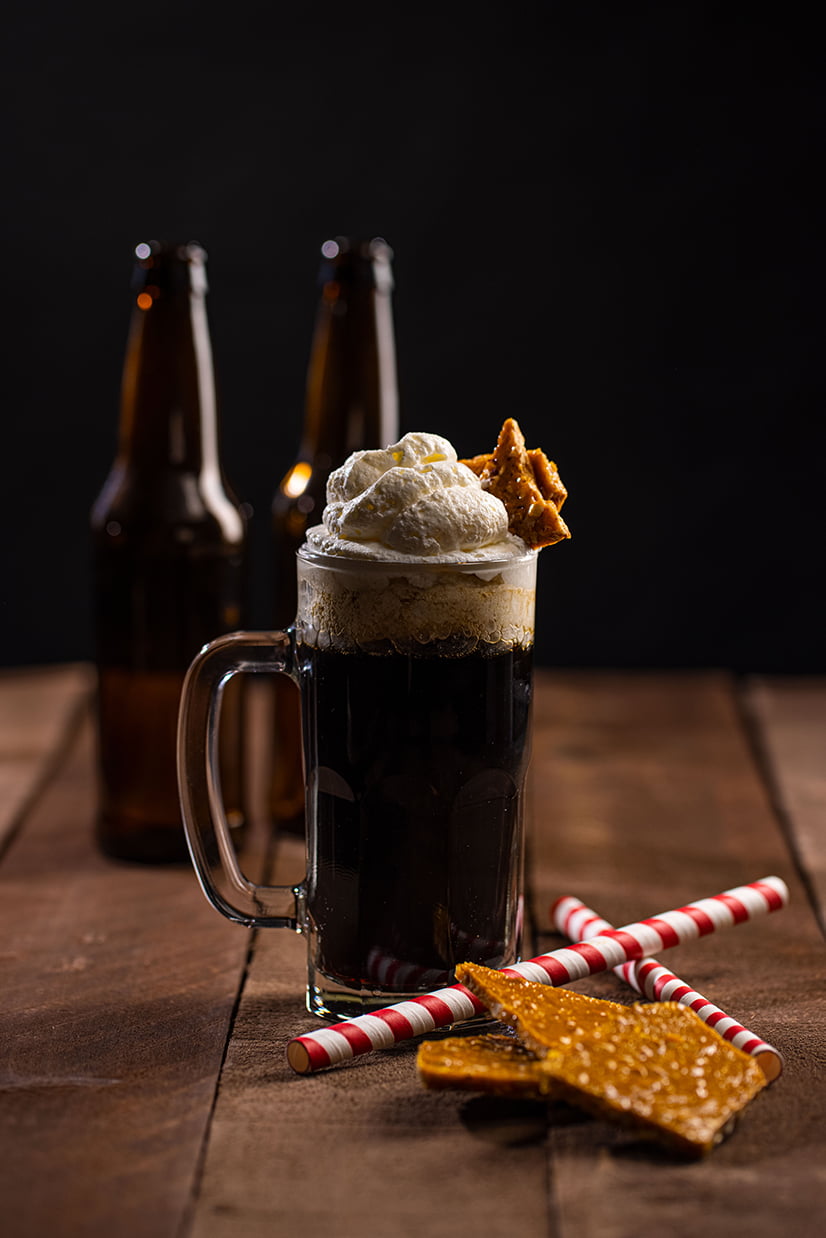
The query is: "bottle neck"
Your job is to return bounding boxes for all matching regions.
[299,243,399,468]
[117,251,222,481]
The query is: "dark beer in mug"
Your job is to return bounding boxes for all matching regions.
[301,640,533,1010]
[294,549,537,1016]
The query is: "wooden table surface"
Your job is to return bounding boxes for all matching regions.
[1,666,824,1238]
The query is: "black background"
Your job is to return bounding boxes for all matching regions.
[2,4,823,672]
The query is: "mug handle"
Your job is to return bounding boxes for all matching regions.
[177,630,305,929]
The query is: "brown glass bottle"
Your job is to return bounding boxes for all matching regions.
[271,237,400,827]
[91,240,248,862]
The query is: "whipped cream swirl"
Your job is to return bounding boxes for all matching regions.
[305,432,523,562]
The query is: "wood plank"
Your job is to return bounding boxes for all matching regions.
[7,669,822,1237]
[528,671,826,1238]
[188,802,553,1234]
[746,676,826,933]
[189,843,552,1238]
[0,664,93,851]
[0,694,262,1238]
[189,670,826,1238]
[527,670,792,918]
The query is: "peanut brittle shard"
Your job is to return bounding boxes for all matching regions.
[461,418,570,549]
[418,1034,546,1098]
[436,963,768,1157]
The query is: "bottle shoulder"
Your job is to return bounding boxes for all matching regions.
[272,457,328,526]
[92,462,246,546]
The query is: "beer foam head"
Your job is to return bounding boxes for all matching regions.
[296,551,537,655]
[307,432,524,563]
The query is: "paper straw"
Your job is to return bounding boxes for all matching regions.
[366,947,450,992]
[287,874,788,1074]
[366,925,509,991]
[552,895,784,1082]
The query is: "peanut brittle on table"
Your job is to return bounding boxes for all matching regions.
[417,964,768,1158]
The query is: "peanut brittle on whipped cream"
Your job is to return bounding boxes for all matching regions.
[305,419,570,562]
[461,418,570,550]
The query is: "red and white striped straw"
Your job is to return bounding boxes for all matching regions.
[552,894,784,1082]
[286,874,789,1074]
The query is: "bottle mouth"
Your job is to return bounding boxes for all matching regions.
[134,240,207,265]
[131,240,208,292]
[318,236,394,291]
[320,236,392,262]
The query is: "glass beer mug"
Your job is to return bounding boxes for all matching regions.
[178,543,537,1020]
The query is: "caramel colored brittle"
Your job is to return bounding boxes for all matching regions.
[425,964,768,1157]
[418,1034,546,1099]
[461,419,570,550]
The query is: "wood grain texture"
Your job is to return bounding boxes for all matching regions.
[187,671,826,1238]
[2,668,825,1238]
[746,676,826,933]
[0,694,255,1238]
[188,829,551,1238]
[0,663,93,850]
[529,671,826,1238]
